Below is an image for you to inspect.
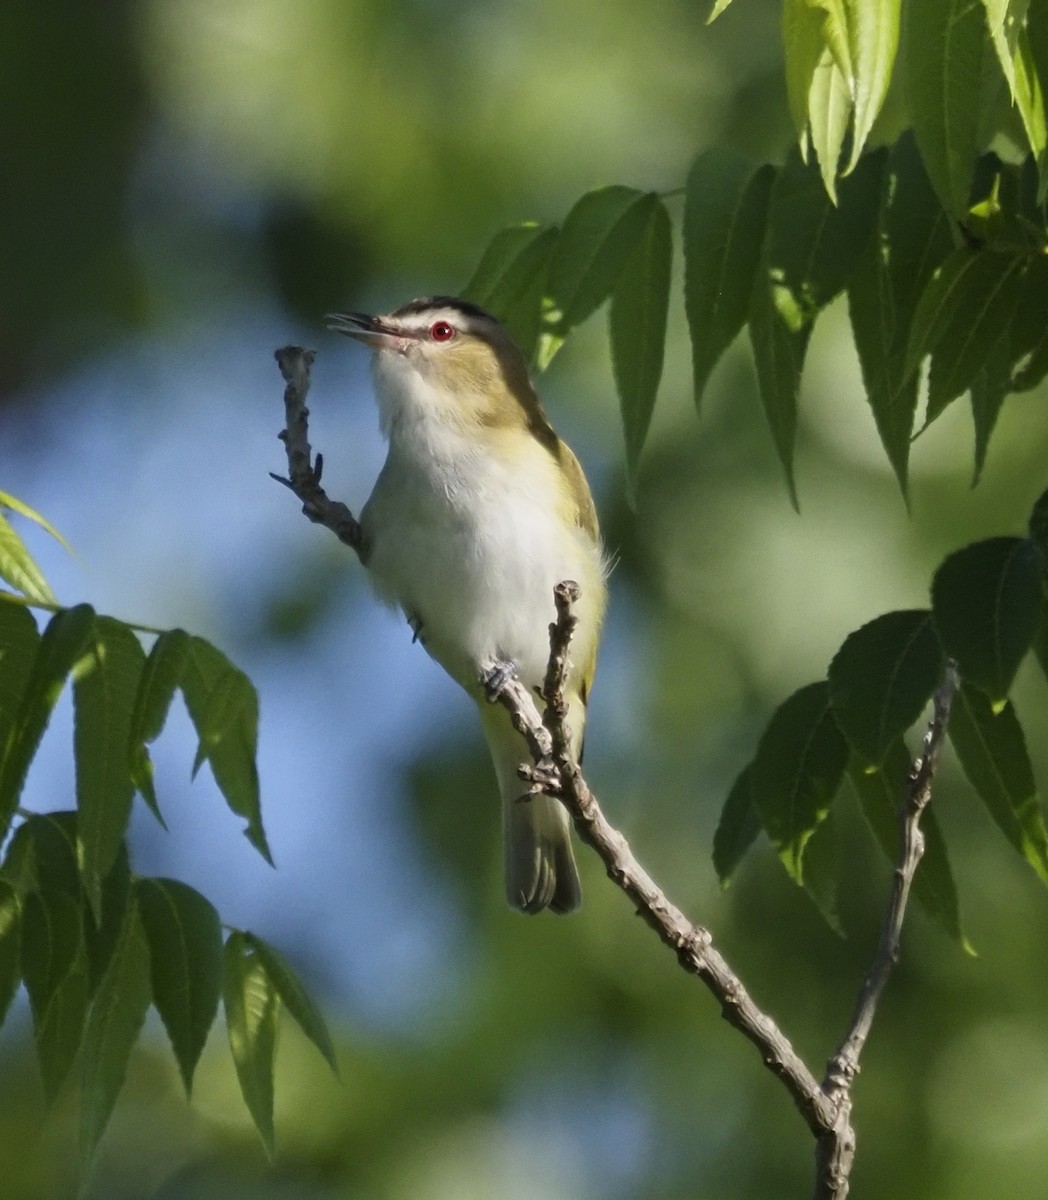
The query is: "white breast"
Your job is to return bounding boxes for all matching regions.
[360,387,603,696]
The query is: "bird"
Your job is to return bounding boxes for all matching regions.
[327,296,607,914]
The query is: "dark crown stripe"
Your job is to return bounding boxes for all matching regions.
[391,295,495,322]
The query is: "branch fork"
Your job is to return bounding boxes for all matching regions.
[273,344,959,1200]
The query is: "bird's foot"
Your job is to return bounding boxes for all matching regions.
[481,658,518,700]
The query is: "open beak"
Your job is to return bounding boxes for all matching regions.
[326,311,408,350]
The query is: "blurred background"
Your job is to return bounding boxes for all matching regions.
[4,1,1048,1197]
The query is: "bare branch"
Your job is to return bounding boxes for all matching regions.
[273,346,367,559]
[813,661,960,1199]
[488,589,836,1138]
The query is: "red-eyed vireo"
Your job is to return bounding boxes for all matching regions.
[327,296,607,914]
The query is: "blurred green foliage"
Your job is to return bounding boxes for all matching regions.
[5,1,1048,1199]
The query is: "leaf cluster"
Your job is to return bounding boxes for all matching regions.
[714,486,1048,945]
[0,514,335,1175]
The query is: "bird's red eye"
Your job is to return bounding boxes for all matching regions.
[430,321,455,342]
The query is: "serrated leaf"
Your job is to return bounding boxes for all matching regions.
[828,610,943,766]
[246,933,337,1074]
[1014,26,1048,173]
[683,152,775,410]
[0,513,56,605]
[844,0,902,172]
[931,536,1043,702]
[981,0,1027,99]
[461,223,559,364]
[800,807,843,935]
[750,681,850,882]
[847,741,966,944]
[970,331,1013,485]
[924,251,1027,422]
[135,877,223,1096]
[73,618,145,918]
[16,811,81,898]
[129,629,190,828]
[0,605,96,846]
[949,682,1048,882]
[547,187,655,331]
[1009,253,1048,391]
[0,601,40,790]
[783,0,830,138]
[21,888,89,1103]
[181,638,270,864]
[79,901,151,1180]
[906,0,990,216]
[609,197,671,506]
[808,48,853,199]
[224,931,278,1155]
[0,880,21,1027]
[713,765,762,885]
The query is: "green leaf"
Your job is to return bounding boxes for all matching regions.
[931,536,1044,702]
[750,681,850,882]
[0,880,21,1028]
[0,601,40,800]
[73,617,145,918]
[808,48,853,199]
[0,513,56,605]
[129,628,190,827]
[799,807,843,935]
[83,843,132,994]
[970,331,1013,485]
[14,811,81,898]
[461,223,560,364]
[20,888,90,1104]
[79,901,152,1180]
[683,152,775,410]
[706,0,737,21]
[906,0,990,216]
[844,0,902,172]
[547,187,655,331]
[0,491,71,553]
[246,933,338,1074]
[1013,26,1048,175]
[828,610,944,766]
[783,0,830,138]
[949,682,1048,883]
[181,637,270,864]
[224,931,278,1155]
[1030,485,1048,560]
[1009,253,1048,391]
[609,196,672,506]
[713,765,762,885]
[847,741,966,944]
[924,251,1027,422]
[135,877,223,1096]
[0,604,96,846]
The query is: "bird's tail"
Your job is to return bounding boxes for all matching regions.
[481,705,582,915]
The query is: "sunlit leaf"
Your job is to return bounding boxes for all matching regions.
[749,681,850,882]
[828,610,943,766]
[713,765,762,886]
[246,932,338,1074]
[79,901,151,1179]
[0,605,96,847]
[136,877,223,1096]
[847,741,966,944]
[0,513,56,605]
[0,491,71,553]
[948,683,1048,883]
[783,0,829,138]
[609,196,672,505]
[683,151,774,410]
[808,48,852,198]
[844,0,902,172]
[181,637,270,864]
[73,617,145,918]
[224,931,278,1155]
[905,0,988,216]
[931,536,1043,702]
[800,808,843,935]
[129,628,190,827]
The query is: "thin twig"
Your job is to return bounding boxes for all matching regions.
[489,591,836,1137]
[812,661,960,1199]
[273,346,366,559]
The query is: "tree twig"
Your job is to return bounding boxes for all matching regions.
[813,661,959,1199]
[273,346,366,559]
[272,346,958,1200]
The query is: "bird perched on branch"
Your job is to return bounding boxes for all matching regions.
[328,296,607,914]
